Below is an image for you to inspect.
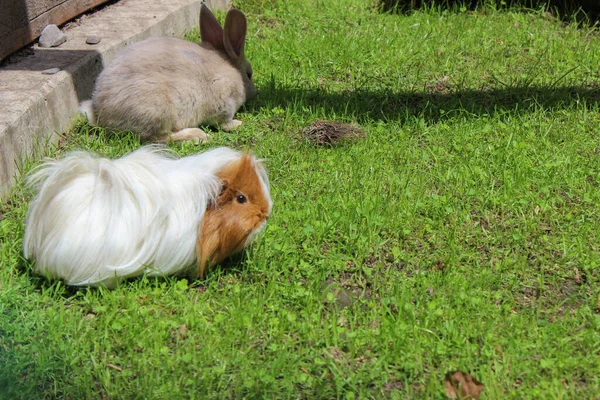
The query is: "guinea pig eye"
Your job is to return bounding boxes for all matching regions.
[236,194,247,204]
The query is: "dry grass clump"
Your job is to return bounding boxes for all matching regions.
[302,120,365,146]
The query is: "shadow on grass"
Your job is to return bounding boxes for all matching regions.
[376,0,600,24]
[249,82,600,123]
[18,251,249,297]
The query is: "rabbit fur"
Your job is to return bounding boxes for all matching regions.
[23,146,271,288]
[82,4,255,143]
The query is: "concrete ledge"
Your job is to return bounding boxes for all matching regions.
[0,0,229,201]
[0,0,111,61]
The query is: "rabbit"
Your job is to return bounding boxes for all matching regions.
[23,146,271,288]
[80,4,256,143]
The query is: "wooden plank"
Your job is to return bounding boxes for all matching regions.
[0,0,111,61]
[26,0,68,21]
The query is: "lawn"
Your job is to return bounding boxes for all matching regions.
[1,0,600,398]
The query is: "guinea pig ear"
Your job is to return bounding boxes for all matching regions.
[220,178,230,193]
[215,178,235,206]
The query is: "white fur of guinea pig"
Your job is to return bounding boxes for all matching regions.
[22,146,271,288]
[80,4,255,144]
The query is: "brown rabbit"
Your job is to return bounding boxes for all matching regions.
[197,153,272,277]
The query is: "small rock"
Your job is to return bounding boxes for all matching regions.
[86,35,101,45]
[41,67,61,75]
[39,25,67,48]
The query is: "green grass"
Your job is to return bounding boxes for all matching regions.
[2,0,600,398]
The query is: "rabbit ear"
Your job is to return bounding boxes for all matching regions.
[200,3,225,50]
[223,8,247,61]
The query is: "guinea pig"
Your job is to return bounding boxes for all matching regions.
[22,146,271,288]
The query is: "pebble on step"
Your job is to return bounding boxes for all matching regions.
[41,68,61,75]
[86,36,102,45]
[39,25,68,48]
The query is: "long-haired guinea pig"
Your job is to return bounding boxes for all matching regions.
[22,146,271,288]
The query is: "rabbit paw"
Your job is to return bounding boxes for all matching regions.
[166,128,212,144]
[221,119,243,132]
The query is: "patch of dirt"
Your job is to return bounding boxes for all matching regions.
[444,370,484,400]
[325,347,378,374]
[264,116,284,132]
[363,242,406,272]
[513,274,590,317]
[322,280,359,310]
[62,0,128,32]
[176,324,187,340]
[353,350,377,370]
[321,271,373,310]
[302,120,365,146]
[254,15,281,38]
[327,347,346,362]
[425,75,452,95]
[382,379,404,396]
[516,285,538,308]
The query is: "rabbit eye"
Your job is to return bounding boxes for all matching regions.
[236,194,247,204]
[247,71,253,80]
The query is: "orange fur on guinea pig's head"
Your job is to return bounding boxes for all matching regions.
[196,154,271,277]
